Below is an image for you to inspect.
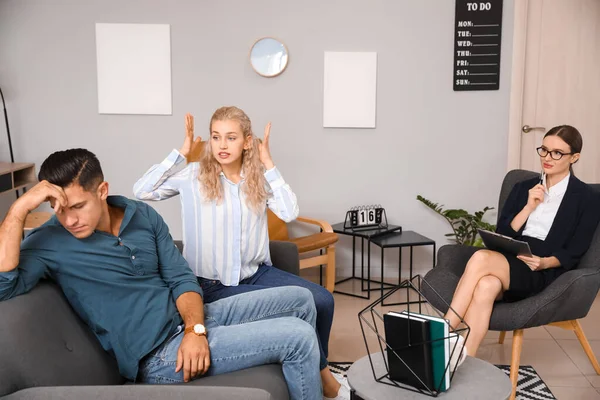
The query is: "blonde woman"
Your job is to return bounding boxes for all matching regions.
[134,106,347,400]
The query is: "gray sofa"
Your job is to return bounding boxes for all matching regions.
[0,240,300,400]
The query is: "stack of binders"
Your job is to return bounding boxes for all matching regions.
[383,311,455,392]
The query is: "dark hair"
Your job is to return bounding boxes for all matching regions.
[38,149,104,191]
[544,125,583,173]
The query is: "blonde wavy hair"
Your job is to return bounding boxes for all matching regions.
[199,106,269,212]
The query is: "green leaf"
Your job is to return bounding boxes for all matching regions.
[473,237,485,247]
[417,194,496,246]
[444,209,470,219]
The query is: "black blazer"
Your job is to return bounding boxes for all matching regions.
[496,175,600,270]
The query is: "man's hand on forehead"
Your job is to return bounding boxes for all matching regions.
[20,181,68,215]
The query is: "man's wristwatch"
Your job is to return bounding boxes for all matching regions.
[184,323,207,337]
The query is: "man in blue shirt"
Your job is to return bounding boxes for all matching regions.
[0,149,322,400]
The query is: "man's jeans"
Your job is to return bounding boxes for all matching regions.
[199,264,335,370]
[138,286,322,400]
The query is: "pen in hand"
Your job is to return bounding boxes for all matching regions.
[539,172,547,193]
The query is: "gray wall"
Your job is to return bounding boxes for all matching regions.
[0,0,514,277]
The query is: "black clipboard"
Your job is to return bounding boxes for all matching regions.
[477,229,533,257]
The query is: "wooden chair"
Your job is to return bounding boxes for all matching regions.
[23,212,52,233]
[267,210,338,292]
[186,140,204,163]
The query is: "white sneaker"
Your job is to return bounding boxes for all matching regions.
[324,372,351,400]
[448,334,467,372]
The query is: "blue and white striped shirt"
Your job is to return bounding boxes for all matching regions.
[133,150,299,286]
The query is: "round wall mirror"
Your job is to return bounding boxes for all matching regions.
[249,37,289,77]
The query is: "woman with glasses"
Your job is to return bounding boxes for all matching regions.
[443,125,600,364]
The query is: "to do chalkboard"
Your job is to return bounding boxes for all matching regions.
[453,0,504,91]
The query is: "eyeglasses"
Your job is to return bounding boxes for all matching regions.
[536,146,572,160]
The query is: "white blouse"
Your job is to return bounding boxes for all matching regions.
[133,150,299,286]
[523,174,570,241]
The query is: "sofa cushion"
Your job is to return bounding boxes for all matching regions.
[186,364,288,398]
[0,281,124,397]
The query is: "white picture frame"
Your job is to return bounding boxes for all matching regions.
[95,23,172,115]
[323,52,377,128]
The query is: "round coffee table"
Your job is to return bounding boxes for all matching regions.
[347,353,512,400]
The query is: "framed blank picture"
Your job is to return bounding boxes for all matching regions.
[323,52,377,128]
[95,23,172,115]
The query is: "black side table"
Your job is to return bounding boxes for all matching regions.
[370,231,436,305]
[332,222,402,299]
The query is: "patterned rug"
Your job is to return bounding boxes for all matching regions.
[329,362,556,400]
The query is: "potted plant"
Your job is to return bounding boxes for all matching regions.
[417,195,496,247]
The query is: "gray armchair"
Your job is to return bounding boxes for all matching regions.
[422,169,600,400]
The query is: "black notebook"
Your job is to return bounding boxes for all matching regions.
[384,312,434,390]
